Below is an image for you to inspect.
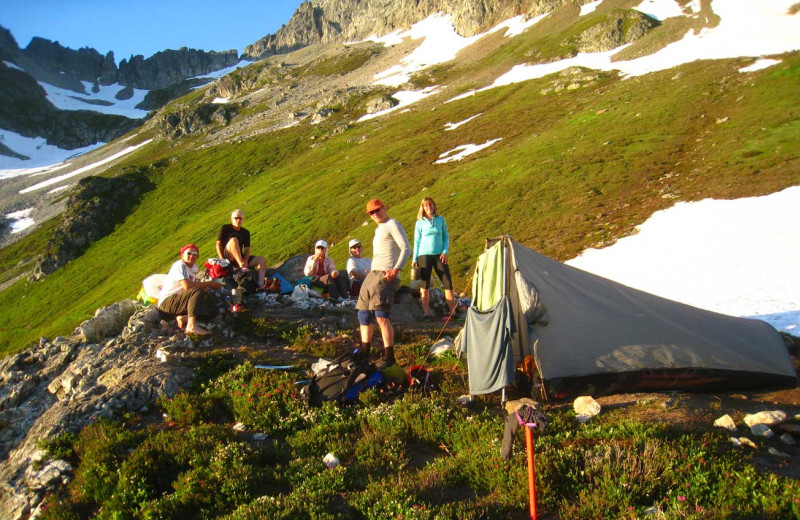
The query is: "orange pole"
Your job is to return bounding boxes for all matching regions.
[525,425,537,520]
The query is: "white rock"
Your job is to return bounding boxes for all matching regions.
[730,437,742,447]
[743,410,787,427]
[780,433,796,445]
[573,396,601,417]
[323,452,339,469]
[768,447,792,459]
[713,414,737,431]
[750,424,774,437]
[456,395,472,406]
[253,433,268,441]
[233,422,246,432]
[429,338,453,357]
[739,437,758,449]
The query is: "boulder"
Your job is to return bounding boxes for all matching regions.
[75,300,139,343]
[713,414,737,432]
[574,395,601,422]
[743,410,787,427]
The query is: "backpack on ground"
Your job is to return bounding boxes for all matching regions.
[300,350,381,407]
[234,269,260,295]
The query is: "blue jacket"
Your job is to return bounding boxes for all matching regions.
[413,215,449,261]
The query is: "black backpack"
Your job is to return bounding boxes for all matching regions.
[234,270,260,295]
[300,351,377,407]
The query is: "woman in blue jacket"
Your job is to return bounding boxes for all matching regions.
[412,197,457,320]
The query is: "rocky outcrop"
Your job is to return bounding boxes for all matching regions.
[572,9,657,53]
[32,172,155,279]
[155,102,241,140]
[23,37,107,84]
[117,47,239,90]
[0,25,20,61]
[0,305,196,520]
[243,0,574,60]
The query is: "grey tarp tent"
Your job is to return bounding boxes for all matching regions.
[459,236,797,399]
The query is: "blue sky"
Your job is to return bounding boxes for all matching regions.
[1,0,304,60]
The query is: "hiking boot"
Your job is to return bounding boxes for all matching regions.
[376,346,396,369]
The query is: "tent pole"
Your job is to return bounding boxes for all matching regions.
[525,426,537,520]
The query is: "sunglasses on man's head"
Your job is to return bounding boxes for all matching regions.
[368,208,381,215]
[351,245,362,249]
[185,251,199,256]
[316,246,326,249]
[233,216,243,221]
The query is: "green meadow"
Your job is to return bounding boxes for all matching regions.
[2,47,798,353]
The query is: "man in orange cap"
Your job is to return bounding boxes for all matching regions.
[356,199,410,367]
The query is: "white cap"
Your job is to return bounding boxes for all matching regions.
[315,239,328,249]
[349,239,361,248]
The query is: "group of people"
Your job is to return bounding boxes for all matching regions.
[156,197,458,367]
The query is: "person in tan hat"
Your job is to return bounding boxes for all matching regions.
[356,199,410,367]
[216,209,268,289]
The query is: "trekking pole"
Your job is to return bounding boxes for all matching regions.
[525,425,537,520]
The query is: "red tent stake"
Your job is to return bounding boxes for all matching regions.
[525,426,537,520]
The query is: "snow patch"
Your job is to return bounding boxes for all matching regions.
[634,0,687,20]
[211,97,230,104]
[739,58,782,73]
[580,0,604,16]
[20,139,153,194]
[488,13,549,38]
[5,208,35,234]
[0,129,103,179]
[3,60,24,71]
[434,138,502,164]
[39,80,149,118]
[370,14,484,87]
[456,0,800,97]
[190,60,250,80]
[358,87,441,122]
[444,113,482,131]
[567,186,800,334]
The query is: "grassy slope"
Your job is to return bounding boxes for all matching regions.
[0,32,798,353]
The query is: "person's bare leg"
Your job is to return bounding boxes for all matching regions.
[420,287,431,316]
[376,317,394,349]
[249,255,267,286]
[360,324,372,343]
[176,316,186,329]
[224,238,247,269]
[444,289,456,313]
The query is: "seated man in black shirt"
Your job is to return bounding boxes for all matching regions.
[215,209,267,288]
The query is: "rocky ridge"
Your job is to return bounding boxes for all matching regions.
[244,0,572,59]
[0,26,240,92]
[0,302,195,519]
[32,172,155,280]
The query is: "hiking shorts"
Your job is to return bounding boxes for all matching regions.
[356,270,400,313]
[417,254,453,290]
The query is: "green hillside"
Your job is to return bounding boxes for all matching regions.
[1,16,799,353]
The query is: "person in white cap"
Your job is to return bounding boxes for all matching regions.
[346,238,372,298]
[303,239,350,299]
